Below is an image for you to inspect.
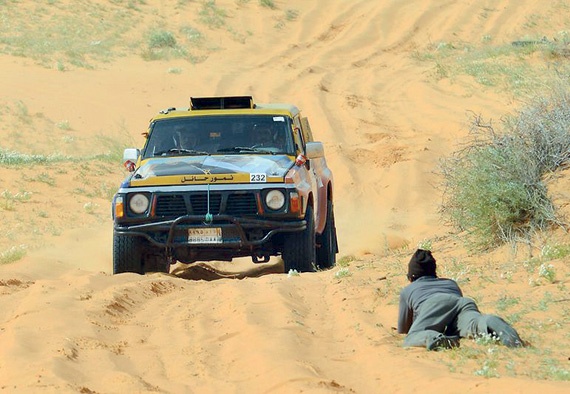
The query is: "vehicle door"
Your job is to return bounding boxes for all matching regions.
[300,116,331,234]
[294,115,321,224]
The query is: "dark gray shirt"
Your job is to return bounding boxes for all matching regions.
[397,276,463,334]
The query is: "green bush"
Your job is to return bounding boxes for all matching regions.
[199,1,227,28]
[148,30,177,49]
[259,0,276,9]
[440,87,570,250]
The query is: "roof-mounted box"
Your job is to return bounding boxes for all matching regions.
[190,96,254,110]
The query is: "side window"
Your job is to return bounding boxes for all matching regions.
[292,116,305,154]
[300,116,314,143]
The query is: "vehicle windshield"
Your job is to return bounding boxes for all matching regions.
[142,115,296,159]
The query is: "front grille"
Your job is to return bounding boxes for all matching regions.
[227,193,258,215]
[154,192,258,218]
[190,194,222,215]
[155,194,187,217]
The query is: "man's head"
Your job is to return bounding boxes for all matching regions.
[407,249,437,282]
[253,124,275,145]
[175,126,198,149]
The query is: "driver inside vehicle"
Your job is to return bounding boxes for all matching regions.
[253,123,284,149]
[176,126,199,150]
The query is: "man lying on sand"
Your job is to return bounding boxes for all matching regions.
[397,249,524,351]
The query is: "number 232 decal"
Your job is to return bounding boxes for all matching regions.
[250,173,266,183]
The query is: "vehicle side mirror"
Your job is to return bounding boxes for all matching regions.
[305,142,324,159]
[123,148,140,172]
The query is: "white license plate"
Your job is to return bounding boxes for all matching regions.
[187,228,222,244]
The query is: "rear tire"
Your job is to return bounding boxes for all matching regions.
[113,232,144,274]
[283,206,316,273]
[316,200,337,269]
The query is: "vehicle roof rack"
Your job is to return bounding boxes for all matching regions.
[190,96,254,110]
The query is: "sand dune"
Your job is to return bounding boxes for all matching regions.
[1,0,569,392]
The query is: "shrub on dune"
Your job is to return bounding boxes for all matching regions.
[440,85,570,250]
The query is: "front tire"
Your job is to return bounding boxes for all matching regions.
[113,232,144,274]
[283,206,316,273]
[316,200,338,269]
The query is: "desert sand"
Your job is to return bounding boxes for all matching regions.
[1,1,569,393]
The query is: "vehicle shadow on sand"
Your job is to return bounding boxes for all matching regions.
[169,260,285,281]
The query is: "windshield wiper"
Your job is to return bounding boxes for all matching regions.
[154,148,210,156]
[217,146,275,154]
[217,146,258,152]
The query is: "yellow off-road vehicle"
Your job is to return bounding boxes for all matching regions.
[112,96,337,274]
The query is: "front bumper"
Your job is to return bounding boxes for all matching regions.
[114,214,306,250]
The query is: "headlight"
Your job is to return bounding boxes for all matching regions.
[265,190,285,210]
[129,193,150,214]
